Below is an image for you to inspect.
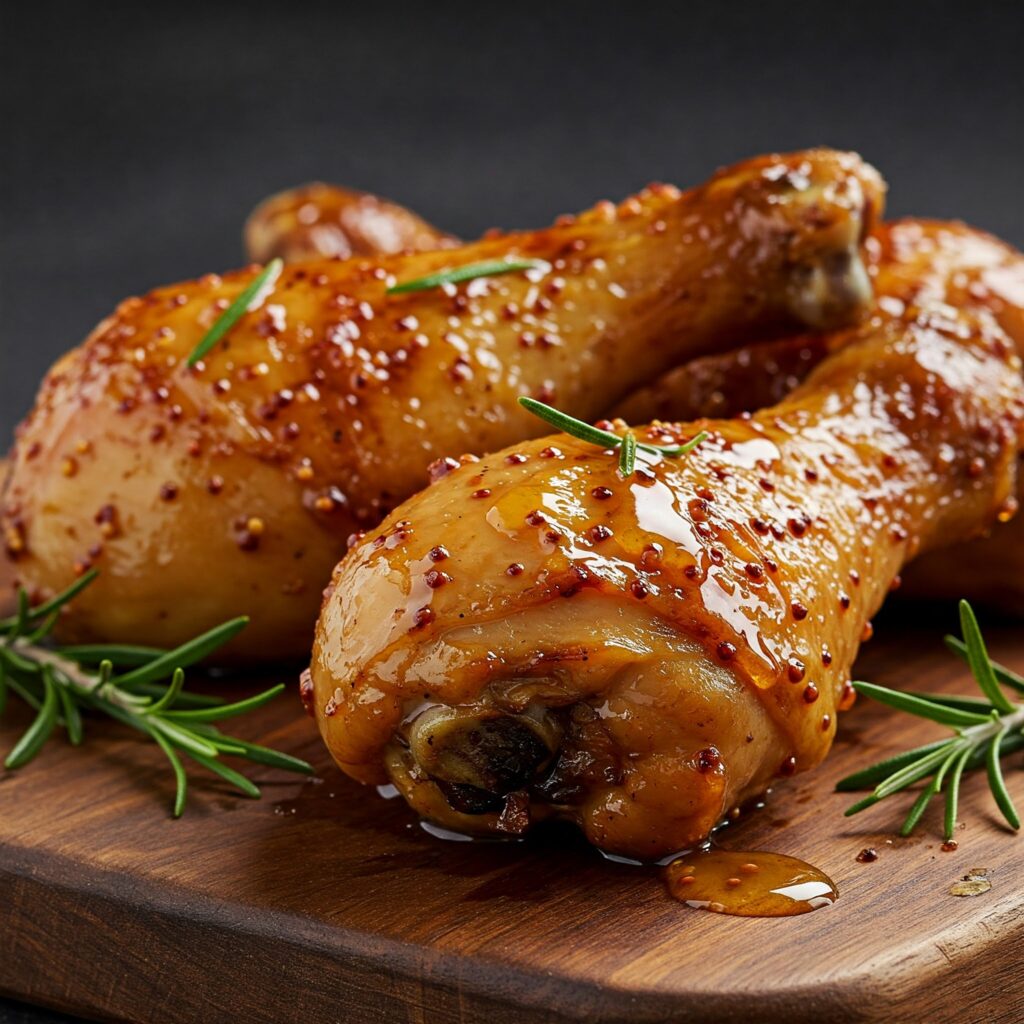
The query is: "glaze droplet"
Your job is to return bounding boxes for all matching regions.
[665,849,837,916]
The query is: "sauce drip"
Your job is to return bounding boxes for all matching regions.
[665,849,837,916]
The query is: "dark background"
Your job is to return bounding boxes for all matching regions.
[0,3,1022,1021]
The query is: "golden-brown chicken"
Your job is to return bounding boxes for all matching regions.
[244,182,456,263]
[310,290,1024,859]
[2,149,882,659]
[617,219,1024,614]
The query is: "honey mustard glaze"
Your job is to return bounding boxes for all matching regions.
[665,848,837,916]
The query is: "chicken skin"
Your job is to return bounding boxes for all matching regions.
[617,220,1024,614]
[244,182,456,263]
[2,150,882,659]
[310,282,1024,859]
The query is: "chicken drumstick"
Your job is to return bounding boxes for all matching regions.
[311,288,1023,859]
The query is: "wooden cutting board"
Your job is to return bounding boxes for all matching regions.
[1,559,1022,1024]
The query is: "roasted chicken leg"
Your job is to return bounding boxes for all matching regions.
[2,150,882,658]
[310,291,1023,859]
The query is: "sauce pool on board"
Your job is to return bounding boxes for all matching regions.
[665,849,837,916]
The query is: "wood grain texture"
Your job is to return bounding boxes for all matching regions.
[0,559,1022,1023]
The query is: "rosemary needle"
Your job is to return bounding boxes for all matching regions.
[619,431,638,475]
[837,600,1024,840]
[518,396,707,466]
[386,258,546,295]
[186,258,283,367]
[0,571,313,816]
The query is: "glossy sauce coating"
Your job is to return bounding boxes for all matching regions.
[2,150,882,658]
[665,848,837,916]
[244,182,456,263]
[617,220,1024,614]
[312,294,1024,857]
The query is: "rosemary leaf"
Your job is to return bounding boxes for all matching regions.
[0,569,99,632]
[944,635,1024,695]
[111,617,249,688]
[986,727,1021,830]
[904,692,995,713]
[873,743,961,800]
[123,682,224,709]
[519,397,624,448]
[149,718,221,759]
[11,589,30,637]
[151,729,189,819]
[944,745,973,841]
[967,729,1024,768]
[0,645,42,675]
[659,430,710,457]
[852,680,992,727]
[187,259,283,367]
[843,792,884,817]
[387,258,545,295]
[899,746,960,837]
[162,683,286,723]
[619,431,637,475]
[186,730,248,756]
[56,678,84,745]
[835,738,953,791]
[5,667,59,769]
[959,601,1016,713]
[192,726,314,774]
[58,643,167,667]
[227,741,314,775]
[142,667,185,716]
[900,782,938,837]
[186,750,261,799]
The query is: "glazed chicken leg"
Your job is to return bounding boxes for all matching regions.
[2,150,881,659]
[616,220,1024,614]
[310,295,1023,859]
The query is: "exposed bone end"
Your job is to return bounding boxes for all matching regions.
[406,705,562,823]
[786,247,874,331]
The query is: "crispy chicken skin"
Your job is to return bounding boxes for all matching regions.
[244,182,456,263]
[2,150,882,658]
[311,294,1024,859]
[617,220,1024,614]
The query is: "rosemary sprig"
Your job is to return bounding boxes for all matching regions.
[837,600,1023,840]
[0,570,312,815]
[386,257,547,295]
[518,397,707,472]
[186,257,283,367]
